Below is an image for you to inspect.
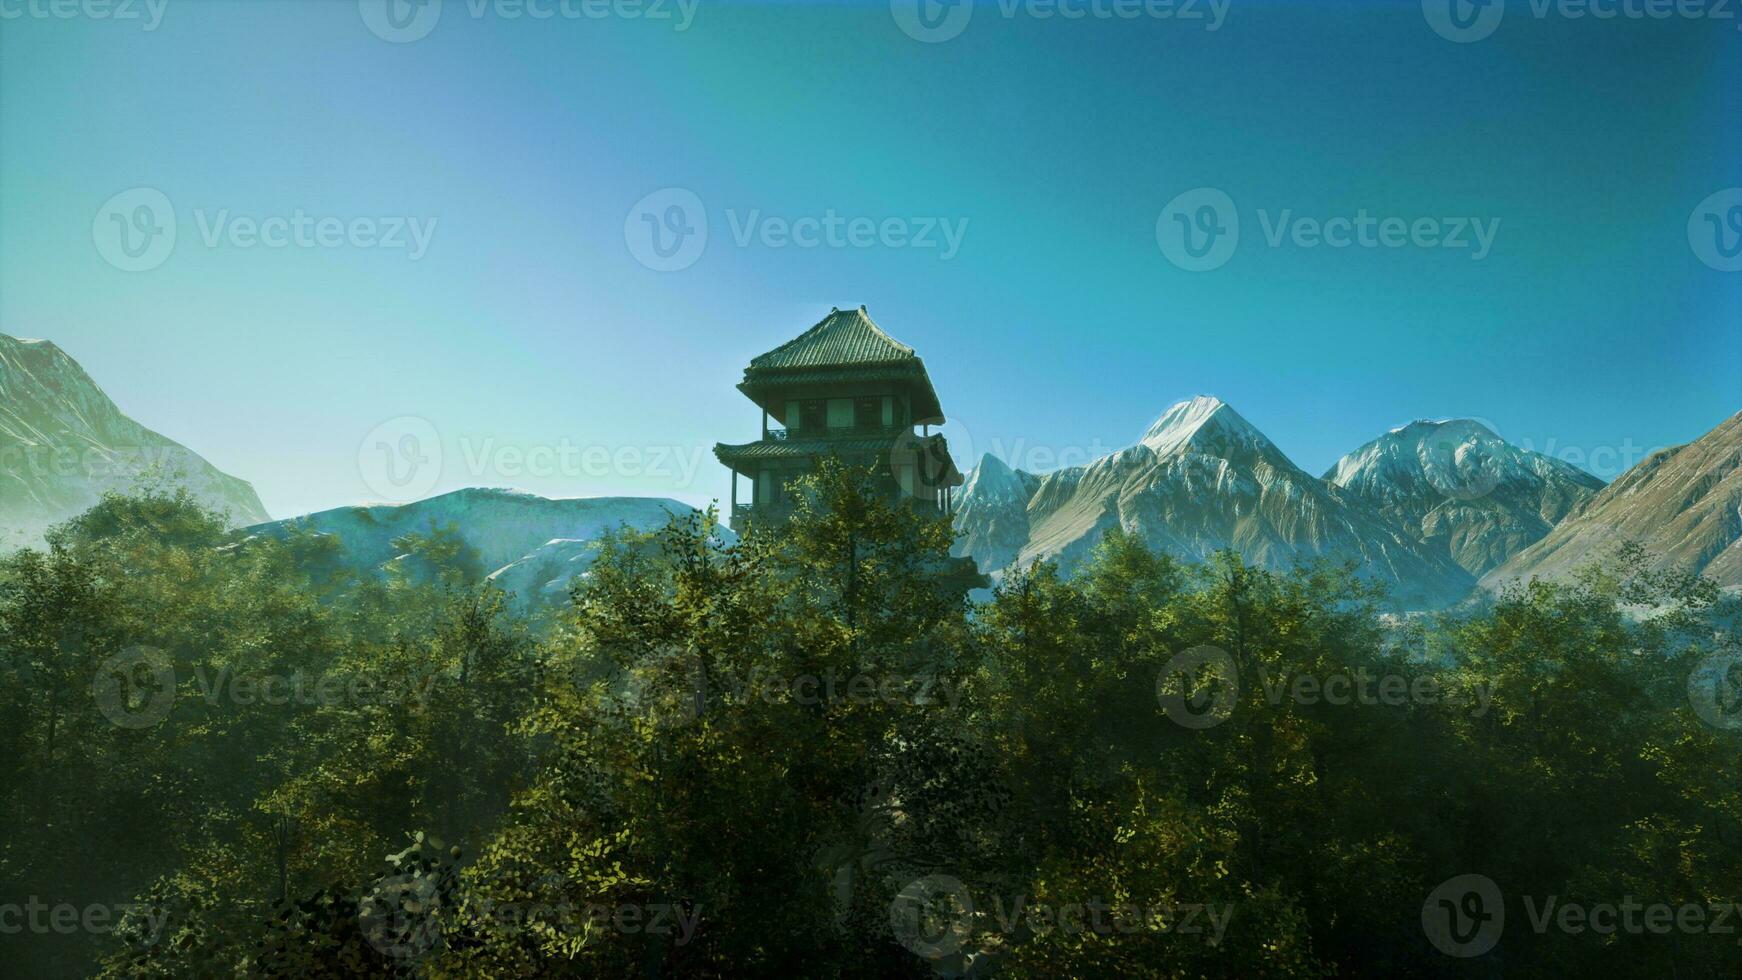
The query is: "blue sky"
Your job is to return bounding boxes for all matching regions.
[2,0,1738,519]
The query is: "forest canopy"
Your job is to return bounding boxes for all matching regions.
[3,462,1739,978]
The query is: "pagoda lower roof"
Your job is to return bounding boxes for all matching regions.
[714,435,910,465]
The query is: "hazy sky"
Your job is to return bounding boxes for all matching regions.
[3,0,1738,520]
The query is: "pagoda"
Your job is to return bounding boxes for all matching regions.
[715,306,964,532]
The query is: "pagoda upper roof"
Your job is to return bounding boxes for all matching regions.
[749,306,918,370]
[738,306,944,422]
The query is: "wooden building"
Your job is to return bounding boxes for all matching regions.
[715,306,964,532]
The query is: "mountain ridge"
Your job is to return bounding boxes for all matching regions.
[955,396,1478,609]
[244,487,729,610]
[1325,417,1605,578]
[0,332,269,547]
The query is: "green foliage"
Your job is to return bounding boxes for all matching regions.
[1,478,1738,978]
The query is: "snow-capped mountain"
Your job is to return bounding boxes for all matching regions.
[950,452,1038,577]
[1325,418,1604,578]
[243,487,726,610]
[954,396,1475,609]
[0,333,269,548]
[1481,411,1742,592]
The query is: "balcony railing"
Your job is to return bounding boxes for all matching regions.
[764,423,916,441]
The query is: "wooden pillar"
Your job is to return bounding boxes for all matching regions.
[762,409,768,438]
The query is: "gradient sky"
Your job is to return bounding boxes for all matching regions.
[2,0,1738,520]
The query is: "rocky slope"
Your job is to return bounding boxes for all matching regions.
[1481,411,1742,590]
[1325,418,1604,578]
[0,333,268,548]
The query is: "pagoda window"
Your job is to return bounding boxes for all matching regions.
[855,396,881,430]
[796,400,825,434]
[827,398,854,431]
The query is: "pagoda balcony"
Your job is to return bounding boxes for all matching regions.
[761,423,921,442]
